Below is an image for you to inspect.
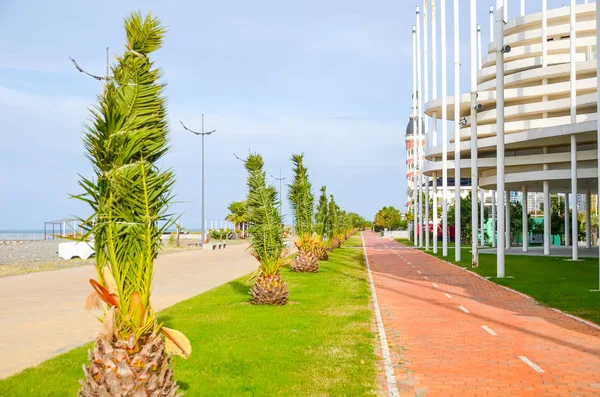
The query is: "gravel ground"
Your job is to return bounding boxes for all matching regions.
[0,240,70,265]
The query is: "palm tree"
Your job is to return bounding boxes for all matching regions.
[244,153,289,305]
[75,12,190,396]
[313,186,330,260]
[287,153,319,272]
[327,195,342,248]
[225,200,248,238]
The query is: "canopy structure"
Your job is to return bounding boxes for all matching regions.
[43,218,81,240]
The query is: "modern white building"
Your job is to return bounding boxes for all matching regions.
[410,0,600,266]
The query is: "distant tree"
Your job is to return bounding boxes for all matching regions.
[373,206,402,232]
[226,200,248,238]
[447,193,489,244]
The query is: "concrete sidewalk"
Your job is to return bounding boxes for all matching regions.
[363,232,600,396]
[0,244,257,379]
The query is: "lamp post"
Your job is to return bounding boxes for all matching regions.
[180,115,216,248]
[270,170,287,220]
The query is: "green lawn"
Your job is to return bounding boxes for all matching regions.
[0,241,376,396]
[396,238,600,324]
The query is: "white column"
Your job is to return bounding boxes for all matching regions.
[412,26,418,246]
[520,0,525,17]
[480,189,485,246]
[441,0,449,257]
[489,6,494,43]
[506,190,511,249]
[470,0,478,266]
[454,0,461,261]
[542,0,549,256]
[542,0,547,67]
[570,0,578,260]
[492,191,497,248]
[586,189,591,248]
[565,193,570,246]
[432,0,438,254]
[424,0,430,251]
[496,0,506,277]
[596,0,600,290]
[543,182,550,254]
[477,24,482,70]
[417,6,424,248]
[522,186,529,252]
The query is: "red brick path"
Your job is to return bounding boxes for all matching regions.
[363,232,600,397]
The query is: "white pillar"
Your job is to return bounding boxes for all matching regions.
[586,189,591,248]
[454,0,461,262]
[413,26,418,246]
[470,0,478,266]
[477,24,482,70]
[565,193,570,246]
[480,189,485,246]
[506,190,511,249]
[432,0,438,254]
[496,0,506,277]
[432,174,439,254]
[424,0,430,251]
[417,6,424,248]
[492,191,497,248]
[596,0,600,290]
[489,6,495,43]
[542,0,547,67]
[441,0,449,257]
[520,0,525,17]
[543,181,550,254]
[522,186,529,252]
[570,0,578,260]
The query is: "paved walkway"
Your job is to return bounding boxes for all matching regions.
[363,232,600,397]
[0,244,257,379]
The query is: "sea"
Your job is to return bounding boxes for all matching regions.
[0,230,47,241]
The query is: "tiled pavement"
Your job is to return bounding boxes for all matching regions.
[362,232,600,397]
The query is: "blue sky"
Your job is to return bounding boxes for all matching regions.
[0,0,572,229]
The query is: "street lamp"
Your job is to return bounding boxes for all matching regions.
[69,47,110,81]
[180,115,216,248]
[269,169,287,221]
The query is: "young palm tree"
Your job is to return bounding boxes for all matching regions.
[327,195,341,249]
[75,12,190,396]
[313,186,329,260]
[245,153,289,305]
[287,153,319,272]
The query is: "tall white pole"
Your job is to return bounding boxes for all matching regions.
[470,0,479,265]
[490,6,495,43]
[492,191,497,248]
[477,24,482,70]
[520,0,525,17]
[413,26,419,246]
[424,0,430,251]
[522,186,528,252]
[417,6,424,248]
[441,0,449,257]
[496,0,506,277]
[596,0,600,290]
[454,0,461,262]
[432,0,439,254]
[566,193,571,246]
[543,152,551,255]
[586,189,591,248]
[480,189,485,246]
[506,190,511,249]
[570,0,578,260]
[542,0,550,256]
